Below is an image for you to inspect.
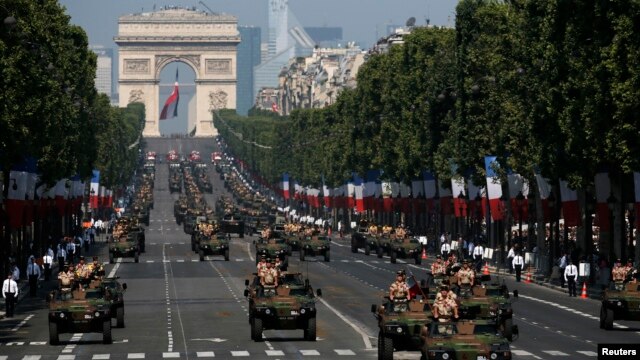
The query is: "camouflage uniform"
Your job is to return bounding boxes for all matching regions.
[612,262,627,290]
[389,279,410,301]
[457,265,475,287]
[431,260,446,276]
[433,294,458,324]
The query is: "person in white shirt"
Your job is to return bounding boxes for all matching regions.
[11,262,20,283]
[43,251,54,281]
[26,257,41,297]
[473,243,484,272]
[507,246,516,274]
[558,254,568,288]
[56,244,66,268]
[512,253,525,282]
[564,260,578,297]
[441,241,451,259]
[2,273,19,318]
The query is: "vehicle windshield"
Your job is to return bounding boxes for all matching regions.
[485,287,507,297]
[430,323,499,336]
[289,288,311,297]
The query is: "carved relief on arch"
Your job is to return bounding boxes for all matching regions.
[128,89,145,104]
[155,55,201,78]
[208,89,228,111]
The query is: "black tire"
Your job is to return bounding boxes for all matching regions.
[364,244,371,256]
[380,333,394,360]
[224,249,230,261]
[377,247,384,258]
[49,322,59,345]
[199,249,205,261]
[191,241,196,252]
[103,320,112,344]
[134,254,139,263]
[251,318,263,341]
[116,307,125,328]
[351,239,358,253]
[599,305,606,329]
[300,249,306,261]
[109,254,114,264]
[288,246,292,256]
[324,250,330,262]
[503,318,513,341]
[603,307,614,330]
[390,250,397,264]
[415,253,422,265]
[304,318,317,341]
[240,232,244,239]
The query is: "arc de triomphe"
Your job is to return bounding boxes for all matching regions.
[115,8,239,137]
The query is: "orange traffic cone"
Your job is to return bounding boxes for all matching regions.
[483,262,490,275]
[328,227,332,237]
[524,269,532,283]
[580,282,588,299]
[421,248,427,260]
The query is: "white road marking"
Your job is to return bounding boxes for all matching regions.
[335,349,356,355]
[542,350,569,356]
[29,342,47,345]
[577,351,597,357]
[11,314,34,332]
[196,352,215,358]
[92,355,111,360]
[266,350,285,356]
[299,350,320,356]
[57,355,76,360]
[231,351,250,357]
[127,354,145,359]
[162,353,180,358]
[317,297,373,349]
[107,258,121,278]
[246,243,254,262]
[21,356,41,360]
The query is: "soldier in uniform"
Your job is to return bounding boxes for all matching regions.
[433,285,459,326]
[260,261,279,290]
[257,255,268,275]
[457,260,475,296]
[395,225,406,240]
[382,224,393,236]
[369,223,379,236]
[612,259,627,290]
[58,264,75,293]
[389,270,411,301]
[431,255,446,277]
[87,256,104,280]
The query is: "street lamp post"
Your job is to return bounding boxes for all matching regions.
[626,203,634,263]
[607,193,617,262]
[516,191,525,247]
[547,190,557,276]
[458,190,467,239]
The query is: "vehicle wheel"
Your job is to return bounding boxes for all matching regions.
[199,250,205,261]
[191,241,196,252]
[304,318,317,341]
[414,253,422,265]
[300,249,306,261]
[351,239,358,253]
[240,232,244,239]
[502,318,513,341]
[380,333,394,360]
[288,246,292,256]
[364,244,371,256]
[134,254,139,263]
[599,305,606,329]
[103,320,112,344]
[377,247,384,258]
[251,318,263,341]
[116,307,125,328]
[324,250,330,262]
[49,322,59,345]
[603,307,614,330]
[109,254,114,264]
[224,249,230,261]
[390,251,397,264]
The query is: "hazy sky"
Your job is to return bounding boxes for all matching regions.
[59,0,459,134]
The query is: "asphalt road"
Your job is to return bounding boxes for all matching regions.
[1,137,639,359]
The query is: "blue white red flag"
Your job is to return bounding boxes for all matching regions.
[160,69,179,120]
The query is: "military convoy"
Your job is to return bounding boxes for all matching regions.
[388,237,423,264]
[109,217,142,263]
[191,217,231,261]
[351,220,381,255]
[600,281,640,330]
[48,288,114,345]
[421,320,514,360]
[244,273,322,341]
[299,235,331,262]
[372,298,433,358]
[255,236,289,264]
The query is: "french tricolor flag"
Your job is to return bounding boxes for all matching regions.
[282,173,290,200]
[423,171,437,212]
[55,179,69,215]
[160,69,179,120]
[594,172,611,231]
[364,170,381,211]
[451,176,466,218]
[411,178,425,214]
[467,179,486,220]
[484,156,504,221]
[559,180,580,226]
[438,178,452,216]
[90,170,100,208]
[535,173,552,222]
[634,172,640,231]
[353,174,365,213]
[507,172,529,222]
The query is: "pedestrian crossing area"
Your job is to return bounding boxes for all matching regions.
[0,348,360,359]
[510,347,598,358]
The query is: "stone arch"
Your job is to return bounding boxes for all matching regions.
[115,8,240,137]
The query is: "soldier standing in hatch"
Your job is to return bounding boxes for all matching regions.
[433,285,459,322]
[431,255,446,277]
[389,271,410,301]
[457,260,475,292]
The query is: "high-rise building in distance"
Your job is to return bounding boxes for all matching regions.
[237,26,262,116]
[90,45,114,102]
[304,27,343,48]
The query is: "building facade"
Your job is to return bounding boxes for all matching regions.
[90,46,114,101]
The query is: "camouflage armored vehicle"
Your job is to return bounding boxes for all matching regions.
[245,215,270,236]
[183,212,199,235]
[169,176,182,193]
[109,239,139,263]
[299,235,331,262]
[173,198,188,225]
[351,220,381,255]
[48,289,113,345]
[192,218,230,261]
[372,298,433,359]
[220,212,245,238]
[388,237,423,264]
[244,273,322,341]
[600,280,640,330]
[132,204,150,226]
[255,237,289,265]
[421,320,515,360]
[126,223,146,253]
[99,277,128,328]
[456,283,516,341]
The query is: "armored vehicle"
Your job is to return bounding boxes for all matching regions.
[244,273,322,341]
[372,298,433,359]
[48,289,113,345]
[169,177,182,193]
[600,281,640,330]
[183,213,198,235]
[174,199,188,225]
[126,224,145,253]
[421,320,515,360]
[351,220,380,255]
[255,237,288,265]
[456,283,516,341]
[109,239,139,263]
[388,237,423,264]
[192,218,230,261]
[220,213,245,238]
[299,235,331,262]
[100,277,128,328]
[245,215,270,236]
